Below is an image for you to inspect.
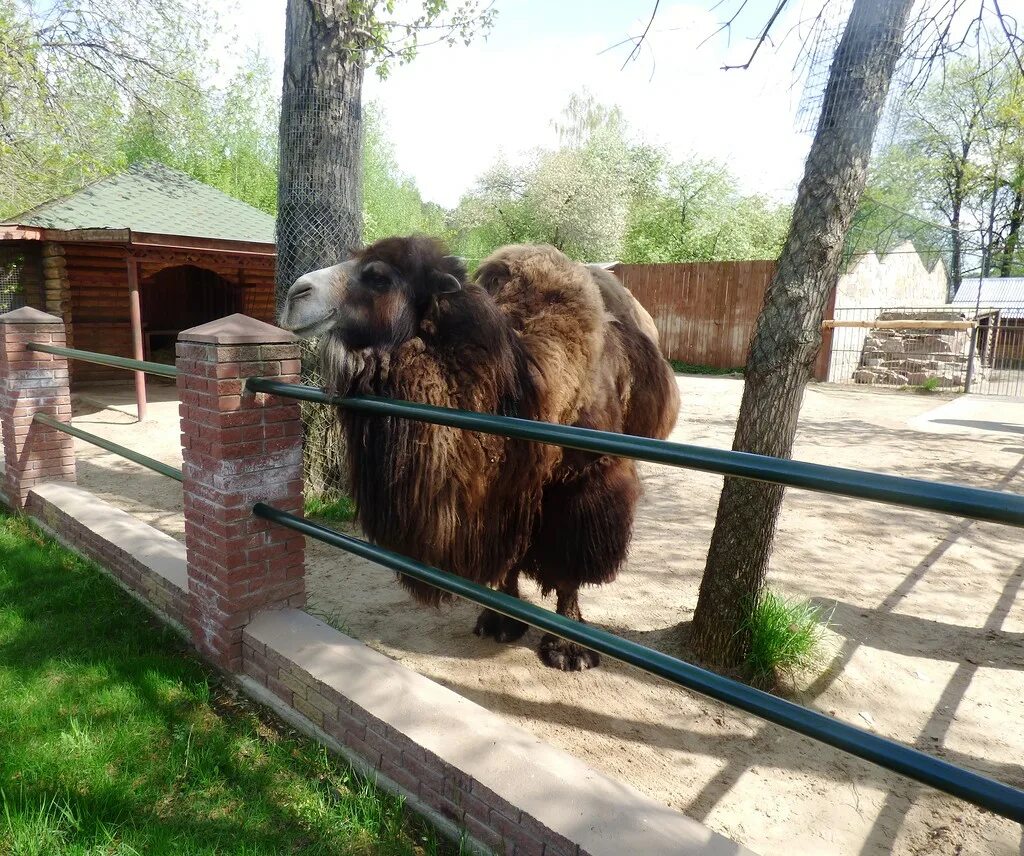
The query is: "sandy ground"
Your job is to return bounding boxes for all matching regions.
[28,376,1024,856]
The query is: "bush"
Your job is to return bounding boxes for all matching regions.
[740,590,831,688]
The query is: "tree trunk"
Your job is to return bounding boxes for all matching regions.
[276,0,365,309]
[1000,189,1023,277]
[277,0,365,500]
[950,207,963,301]
[689,0,916,668]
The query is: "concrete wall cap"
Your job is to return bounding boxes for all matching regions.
[178,313,297,345]
[0,306,64,325]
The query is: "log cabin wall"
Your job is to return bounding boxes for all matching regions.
[63,243,131,381]
[57,241,276,384]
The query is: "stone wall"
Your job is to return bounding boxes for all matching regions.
[853,310,981,388]
[835,241,948,309]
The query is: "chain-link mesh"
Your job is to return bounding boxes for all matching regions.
[276,79,364,508]
[0,248,31,313]
[298,339,350,503]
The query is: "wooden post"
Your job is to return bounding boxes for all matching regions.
[126,258,147,422]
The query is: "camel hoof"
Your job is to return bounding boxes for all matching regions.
[474,609,529,643]
[538,634,600,671]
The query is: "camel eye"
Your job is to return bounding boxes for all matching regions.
[361,262,393,291]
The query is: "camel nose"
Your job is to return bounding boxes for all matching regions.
[289,278,314,302]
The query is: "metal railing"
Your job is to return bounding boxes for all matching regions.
[246,379,1024,528]
[20,341,1024,824]
[27,344,181,481]
[27,342,178,379]
[34,413,183,482]
[254,502,1024,823]
[246,375,1024,825]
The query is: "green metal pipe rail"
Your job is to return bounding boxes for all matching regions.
[27,342,178,379]
[253,502,1024,823]
[21,343,1024,823]
[33,412,183,482]
[246,378,1024,529]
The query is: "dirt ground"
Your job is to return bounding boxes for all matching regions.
[43,376,1024,856]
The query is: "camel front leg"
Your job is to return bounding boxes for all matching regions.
[538,588,600,671]
[473,570,530,643]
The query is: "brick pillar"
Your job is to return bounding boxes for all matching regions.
[177,314,305,671]
[0,307,75,507]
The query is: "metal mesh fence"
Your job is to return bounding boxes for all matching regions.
[823,303,1024,397]
[0,248,29,314]
[276,81,364,507]
[300,339,351,502]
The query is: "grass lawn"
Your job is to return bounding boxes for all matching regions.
[0,512,453,856]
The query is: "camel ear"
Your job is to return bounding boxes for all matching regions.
[476,259,511,295]
[432,271,462,294]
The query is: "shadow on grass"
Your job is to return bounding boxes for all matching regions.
[0,513,449,856]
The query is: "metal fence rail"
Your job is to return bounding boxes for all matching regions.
[33,412,183,482]
[24,342,1024,825]
[246,378,1024,529]
[253,502,1024,823]
[27,342,178,379]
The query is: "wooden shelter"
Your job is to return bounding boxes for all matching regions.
[0,163,277,418]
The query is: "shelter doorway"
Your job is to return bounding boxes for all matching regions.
[141,265,242,364]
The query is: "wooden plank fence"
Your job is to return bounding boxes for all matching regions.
[614,260,835,379]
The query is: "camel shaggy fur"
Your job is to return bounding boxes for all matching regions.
[279,236,679,670]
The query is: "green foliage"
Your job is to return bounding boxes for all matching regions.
[339,0,497,80]
[0,512,444,855]
[740,590,831,688]
[919,376,942,393]
[305,494,358,523]
[855,55,1024,278]
[450,91,791,265]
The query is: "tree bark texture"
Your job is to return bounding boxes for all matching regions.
[689,0,916,668]
[276,0,365,309]
[277,0,364,500]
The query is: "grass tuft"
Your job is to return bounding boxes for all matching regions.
[741,590,832,688]
[304,494,357,523]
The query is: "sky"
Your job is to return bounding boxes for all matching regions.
[219,1,846,208]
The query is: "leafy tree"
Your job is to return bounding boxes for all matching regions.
[856,55,1024,293]
[0,0,208,211]
[451,93,790,265]
[622,157,790,263]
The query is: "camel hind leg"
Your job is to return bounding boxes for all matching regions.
[527,456,641,671]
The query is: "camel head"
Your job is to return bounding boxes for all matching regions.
[278,235,466,350]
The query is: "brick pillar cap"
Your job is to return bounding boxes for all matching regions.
[178,313,297,345]
[0,306,63,324]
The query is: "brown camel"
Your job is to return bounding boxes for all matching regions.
[279,236,679,670]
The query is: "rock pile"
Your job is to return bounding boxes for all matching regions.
[853,310,982,388]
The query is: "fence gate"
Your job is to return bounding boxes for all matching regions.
[970,310,1024,398]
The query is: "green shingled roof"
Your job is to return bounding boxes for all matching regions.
[3,163,275,244]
